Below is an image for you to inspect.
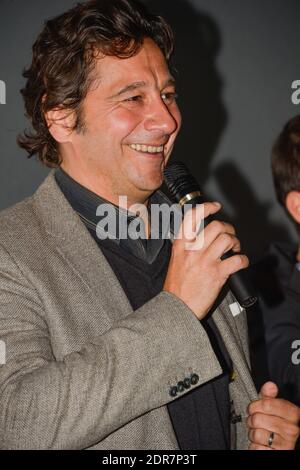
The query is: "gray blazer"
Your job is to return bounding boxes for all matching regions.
[0,171,258,450]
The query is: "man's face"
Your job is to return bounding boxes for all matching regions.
[62,38,181,204]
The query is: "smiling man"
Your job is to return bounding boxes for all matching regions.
[51,37,180,209]
[0,0,299,450]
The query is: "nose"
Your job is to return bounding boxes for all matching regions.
[144,97,180,136]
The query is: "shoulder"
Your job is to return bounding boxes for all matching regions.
[0,196,37,244]
[0,174,54,258]
[249,242,297,298]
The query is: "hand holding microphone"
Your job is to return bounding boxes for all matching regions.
[162,161,257,321]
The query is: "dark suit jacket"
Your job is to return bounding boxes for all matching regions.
[249,242,300,404]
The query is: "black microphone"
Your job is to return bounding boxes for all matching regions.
[163,161,257,309]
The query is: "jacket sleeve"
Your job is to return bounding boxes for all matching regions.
[263,294,300,406]
[0,242,222,449]
[249,257,300,404]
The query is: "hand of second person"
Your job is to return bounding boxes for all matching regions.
[247,382,300,450]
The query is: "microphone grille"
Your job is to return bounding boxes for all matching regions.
[163,161,201,202]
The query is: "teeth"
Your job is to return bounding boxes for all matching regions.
[129,144,164,154]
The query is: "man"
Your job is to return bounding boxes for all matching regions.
[250,115,300,410]
[0,0,299,450]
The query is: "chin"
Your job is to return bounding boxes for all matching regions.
[132,169,164,192]
[142,175,164,192]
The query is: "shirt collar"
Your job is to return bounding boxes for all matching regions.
[54,166,175,263]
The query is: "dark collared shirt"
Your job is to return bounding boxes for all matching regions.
[55,167,175,264]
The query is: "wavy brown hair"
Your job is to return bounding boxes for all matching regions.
[18,0,174,167]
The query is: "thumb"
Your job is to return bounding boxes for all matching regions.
[259,381,279,399]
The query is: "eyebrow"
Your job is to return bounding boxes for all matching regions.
[109,77,176,99]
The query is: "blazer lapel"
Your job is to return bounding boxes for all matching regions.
[212,299,258,402]
[33,171,134,324]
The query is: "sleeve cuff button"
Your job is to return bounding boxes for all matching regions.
[169,386,178,397]
[190,373,200,385]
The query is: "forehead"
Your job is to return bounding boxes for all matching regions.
[91,38,173,92]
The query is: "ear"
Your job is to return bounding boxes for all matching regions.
[45,107,77,144]
[285,191,300,224]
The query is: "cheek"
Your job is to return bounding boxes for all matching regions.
[108,108,141,141]
[173,105,182,134]
[167,106,182,147]
[164,107,182,162]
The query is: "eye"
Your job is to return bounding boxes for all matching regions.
[161,92,178,104]
[124,95,143,103]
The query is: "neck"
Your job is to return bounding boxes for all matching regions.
[60,162,152,210]
[59,164,152,238]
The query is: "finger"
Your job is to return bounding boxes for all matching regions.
[218,253,249,278]
[248,428,288,450]
[202,219,236,249]
[176,202,221,244]
[247,413,300,444]
[248,397,300,424]
[249,443,273,450]
[259,381,278,399]
[207,233,241,260]
[202,201,222,220]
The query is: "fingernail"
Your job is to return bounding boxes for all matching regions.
[213,202,222,208]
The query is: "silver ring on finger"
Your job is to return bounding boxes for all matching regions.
[268,431,275,447]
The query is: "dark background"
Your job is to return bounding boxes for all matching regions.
[0,0,300,261]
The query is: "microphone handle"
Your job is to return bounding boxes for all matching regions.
[183,195,258,309]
